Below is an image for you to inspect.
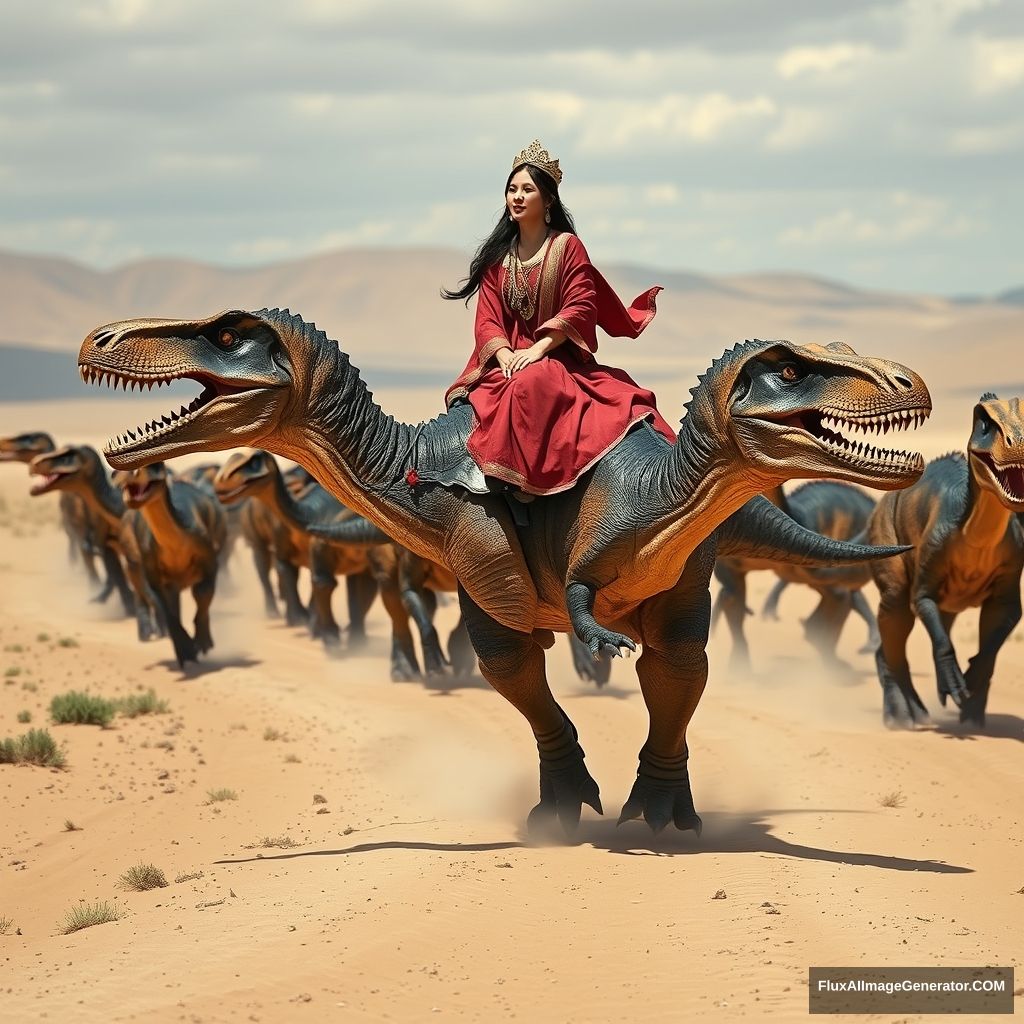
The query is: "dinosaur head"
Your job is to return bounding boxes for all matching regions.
[967,394,1024,510]
[28,445,104,496]
[77,309,319,468]
[687,340,931,490]
[0,432,57,465]
[115,463,170,509]
[283,463,317,498]
[213,448,278,505]
[179,463,221,489]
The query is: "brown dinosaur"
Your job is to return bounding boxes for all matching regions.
[869,394,1024,728]
[214,450,393,665]
[116,462,226,667]
[27,444,135,616]
[79,310,928,833]
[177,462,244,574]
[1,431,104,590]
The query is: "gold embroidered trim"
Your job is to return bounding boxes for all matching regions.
[445,335,508,406]
[537,232,571,325]
[538,315,588,354]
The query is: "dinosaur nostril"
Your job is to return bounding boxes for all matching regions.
[893,373,914,389]
[93,329,116,349]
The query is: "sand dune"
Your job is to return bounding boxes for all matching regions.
[1,382,1022,1021]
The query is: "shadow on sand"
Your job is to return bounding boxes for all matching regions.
[214,808,971,874]
[935,712,1024,744]
[146,655,262,678]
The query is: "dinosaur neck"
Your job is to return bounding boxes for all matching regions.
[273,344,446,560]
[963,471,1012,548]
[259,470,317,533]
[74,467,124,532]
[138,487,190,549]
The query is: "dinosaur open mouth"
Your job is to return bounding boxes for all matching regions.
[213,482,250,503]
[78,366,251,453]
[774,407,929,471]
[29,472,62,495]
[974,452,1024,503]
[126,481,157,502]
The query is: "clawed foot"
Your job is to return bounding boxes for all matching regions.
[936,666,968,708]
[618,753,702,834]
[173,637,199,669]
[580,626,636,660]
[527,717,602,837]
[882,681,930,729]
[390,644,421,682]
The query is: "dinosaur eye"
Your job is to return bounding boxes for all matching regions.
[780,363,804,382]
[979,416,991,434]
[218,329,239,348]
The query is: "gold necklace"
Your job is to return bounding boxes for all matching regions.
[504,236,546,320]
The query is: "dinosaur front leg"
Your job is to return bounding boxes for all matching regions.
[875,594,929,728]
[398,560,446,679]
[458,586,601,835]
[711,561,751,672]
[309,549,341,651]
[100,547,135,617]
[191,574,216,655]
[565,582,637,659]
[376,576,422,681]
[251,541,280,618]
[916,596,969,708]
[620,539,716,834]
[275,558,308,627]
[761,577,788,621]
[850,589,881,653]
[802,586,854,667]
[447,614,477,677]
[345,569,378,651]
[961,586,1022,728]
[154,585,197,668]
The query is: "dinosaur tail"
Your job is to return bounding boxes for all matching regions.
[309,517,393,546]
[716,496,909,566]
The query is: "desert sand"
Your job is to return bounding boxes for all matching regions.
[1,390,1022,1024]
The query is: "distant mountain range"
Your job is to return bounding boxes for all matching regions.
[1,247,1021,408]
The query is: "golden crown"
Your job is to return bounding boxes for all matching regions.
[511,139,563,185]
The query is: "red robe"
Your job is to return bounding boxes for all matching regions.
[445,232,675,495]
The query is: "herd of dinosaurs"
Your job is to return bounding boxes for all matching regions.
[2,308,1022,835]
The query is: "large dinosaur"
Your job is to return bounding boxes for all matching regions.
[2,431,103,588]
[79,309,929,833]
[116,462,226,667]
[713,481,879,669]
[868,394,1024,729]
[27,444,135,616]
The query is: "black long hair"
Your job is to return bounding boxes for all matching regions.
[442,163,577,304]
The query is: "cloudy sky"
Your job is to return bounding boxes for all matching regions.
[1,0,1022,293]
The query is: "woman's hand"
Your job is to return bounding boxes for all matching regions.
[495,347,516,379]
[506,345,548,376]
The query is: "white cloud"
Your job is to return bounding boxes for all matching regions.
[776,43,874,79]
[779,194,980,247]
[644,184,680,205]
[764,107,830,150]
[578,92,777,152]
[971,38,1024,94]
[949,121,1024,153]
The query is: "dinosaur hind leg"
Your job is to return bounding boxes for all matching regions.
[621,537,716,834]
[712,561,751,673]
[851,589,881,653]
[458,586,600,836]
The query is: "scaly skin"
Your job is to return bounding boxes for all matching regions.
[178,462,243,575]
[27,444,134,616]
[116,462,225,668]
[869,395,1024,729]
[1,431,102,587]
[713,481,879,669]
[79,309,929,834]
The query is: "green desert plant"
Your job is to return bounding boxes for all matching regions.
[16,710,31,724]
[21,681,38,693]
[4,667,21,678]
[56,637,79,648]
[174,870,204,884]
[263,726,284,741]
[206,788,238,804]
[50,691,116,727]
[116,690,169,718]
[36,632,50,643]
[117,863,168,892]
[0,729,67,769]
[879,790,907,808]
[247,835,300,850]
[64,820,81,832]
[60,901,123,934]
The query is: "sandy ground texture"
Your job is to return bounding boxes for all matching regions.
[1,415,1023,1023]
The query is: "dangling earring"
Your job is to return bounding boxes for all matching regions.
[544,208,551,225]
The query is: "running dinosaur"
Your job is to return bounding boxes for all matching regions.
[868,394,1024,729]
[27,444,135,616]
[2,431,104,590]
[79,309,928,833]
[116,462,226,667]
